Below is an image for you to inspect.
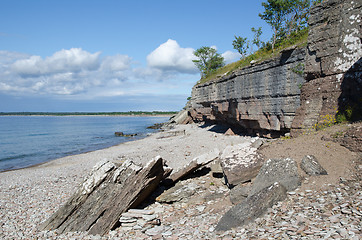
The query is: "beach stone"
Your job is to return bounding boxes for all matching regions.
[209,159,223,178]
[225,128,236,136]
[250,138,264,149]
[229,183,251,205]
[220,142,264,187]
[168,148,220,183]
[216,182,287,231]
[249,158,301,196]
[156,181,204,203]
[145,226,164,236]
[300,155,328,176]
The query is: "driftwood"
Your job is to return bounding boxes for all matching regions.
[40,156,165,236]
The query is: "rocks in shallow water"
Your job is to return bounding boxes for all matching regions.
[249,158,301,196]
[114,132,137,137]
[220,142,264,187]
[216,182,287,231]
[301,155,328,176]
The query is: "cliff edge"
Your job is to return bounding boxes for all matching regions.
[187,0,361,137]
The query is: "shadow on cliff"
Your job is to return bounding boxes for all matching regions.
[199,122,247,136]
[338,57,362,122]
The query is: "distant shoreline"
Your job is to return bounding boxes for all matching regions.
[0,111,177,117]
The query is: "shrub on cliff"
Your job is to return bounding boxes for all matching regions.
[192,46,225,78]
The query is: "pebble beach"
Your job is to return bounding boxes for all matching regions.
[0,123,361,239]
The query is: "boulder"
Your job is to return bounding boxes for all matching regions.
[229,183,251,205]
[216,182,287,231]
[249,158,301,196]
[156,181,205,203]
[220,142,264,187]
[167,148,220,183]
[40,156,165,236]
[300,155,327,176]
[168,110,193,125]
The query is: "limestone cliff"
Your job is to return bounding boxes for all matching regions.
[291,0,362,136]
[190,47,306,137]
[188,0,361,137]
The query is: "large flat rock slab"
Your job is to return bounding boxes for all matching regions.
[249,158,301,196]
[40,156,165,236]
[220,142,264,187]
[216,182,287,231]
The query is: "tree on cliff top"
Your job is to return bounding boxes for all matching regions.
[259,0,312,51]
[193,47,225,78]
[259,0,290,51]
[232,36,249,58]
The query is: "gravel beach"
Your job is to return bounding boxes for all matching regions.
[0,123,360,239]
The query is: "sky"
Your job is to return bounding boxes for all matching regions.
[0,0,272,112]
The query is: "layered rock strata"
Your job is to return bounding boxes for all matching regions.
[291,0,362,135]
[190,47,306,137]
[189,0,361,137]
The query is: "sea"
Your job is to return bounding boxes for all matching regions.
[0,115,169,172]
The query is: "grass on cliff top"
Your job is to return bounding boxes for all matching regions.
[197,28,309,85]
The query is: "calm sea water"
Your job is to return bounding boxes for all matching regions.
[0,115,169,172]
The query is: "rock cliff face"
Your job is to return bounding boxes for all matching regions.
[190,45,306,137]
[291,0,362,136]
[188,0,361,137]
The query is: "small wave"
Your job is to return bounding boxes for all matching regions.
[28,133,49,137]
[0,153,37,163]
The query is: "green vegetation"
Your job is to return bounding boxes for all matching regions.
[197,28,308,85]
[194,0,314,85]
[336,104,361,123]
[192,46,225,78]
[0,111,178,116]
[291,62,305,76]
[232,36,249,57]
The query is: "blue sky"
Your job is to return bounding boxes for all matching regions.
[0,0,272,112]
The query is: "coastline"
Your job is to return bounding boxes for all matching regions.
[0,123,254,239]
[0,115,172,173]
[0,123,359,239]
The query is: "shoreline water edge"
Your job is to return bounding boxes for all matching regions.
[0,115,171,173]
[0,122,360,239]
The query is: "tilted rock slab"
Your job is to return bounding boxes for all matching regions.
[220,142,264,187]
[156,181,205,203]
[301,155,327,176]
[40,156,165,236]
[216,182,287,231]
[249,158,301,196]
[229,183,252,205]
[168,148,220,183]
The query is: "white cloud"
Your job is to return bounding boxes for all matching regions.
[100,54,132,71]
[2,43,238,99]
[11,48,101,77]
[222,50,241,64]
[147,39,197,74]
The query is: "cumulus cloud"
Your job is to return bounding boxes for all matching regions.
[0,43,237,100]
[11,48,101,77]
[222,50,241,64]
[0,49,130,96]
[100,54,132,71]
[147,39,197,74]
